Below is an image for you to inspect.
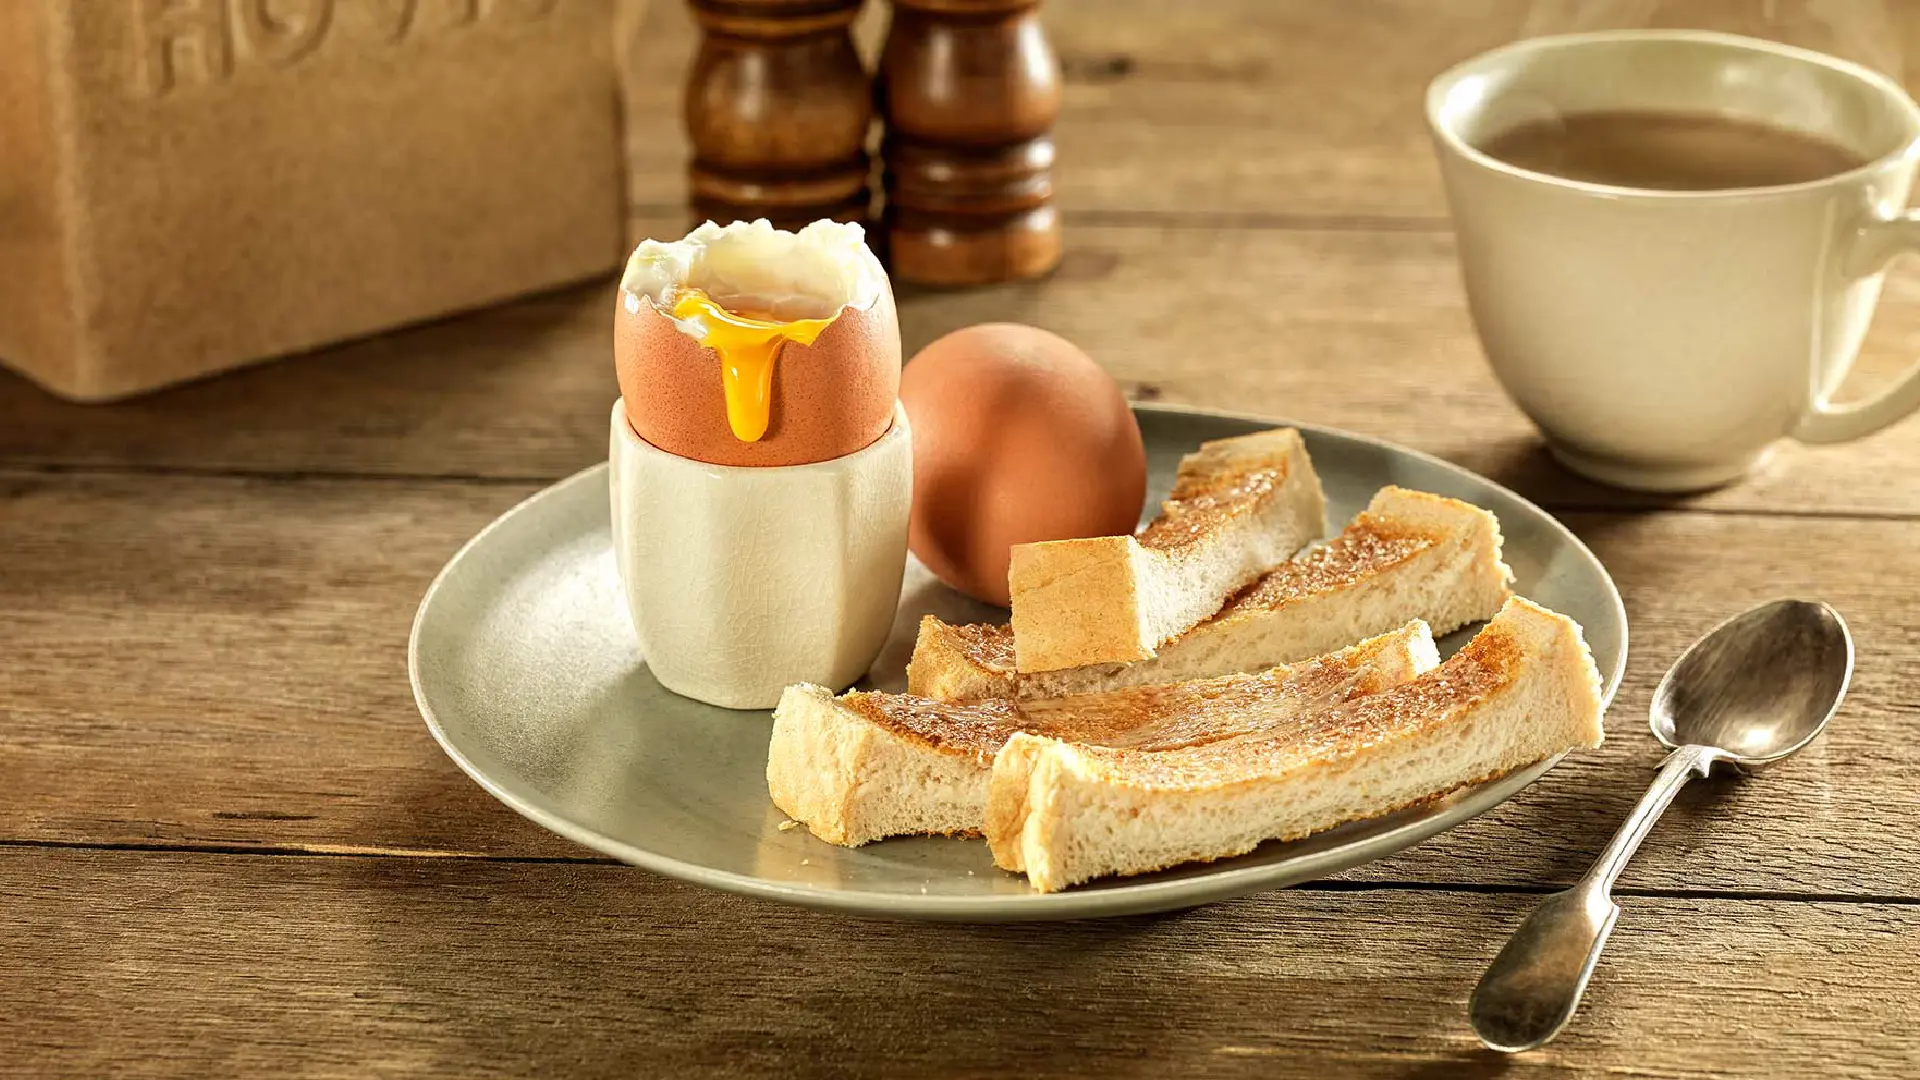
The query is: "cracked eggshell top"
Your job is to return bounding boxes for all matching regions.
[614,220,902,468]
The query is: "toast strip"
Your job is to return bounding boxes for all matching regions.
[912,487,1513,703]
[985,597,1605,892]
[765,622,1439,847]
[1008,428,1326,674]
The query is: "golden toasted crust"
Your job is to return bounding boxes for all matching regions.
[904,616,1016,703]
[921,486,1505,700]
[1133,429,1301,551]
[1136,472,1280,552]
[986,597,1603,889]
[1220,519,1431,616]
[1037,634,1427,752]
[952,623,1015,663]
[1059,617,1525,790]
[840,694,1026,768]
[918,622,1014,694]
[845,625,1433,766]
[947,619,1016,667]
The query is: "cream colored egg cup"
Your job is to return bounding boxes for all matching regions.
[609,400,912,710]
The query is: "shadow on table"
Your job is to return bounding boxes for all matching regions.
[1390,1053,1516,1079]
[1457,434,1731,517]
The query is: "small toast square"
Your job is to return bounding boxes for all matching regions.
[1007,428,1326,674]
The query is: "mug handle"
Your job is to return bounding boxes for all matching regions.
[1794,211,1920,444]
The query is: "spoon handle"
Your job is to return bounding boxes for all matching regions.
[1469,744,1721,1052]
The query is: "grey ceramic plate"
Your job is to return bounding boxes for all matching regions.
[411,404,1626,921]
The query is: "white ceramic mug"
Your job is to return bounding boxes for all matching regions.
[1429,31,1920,491]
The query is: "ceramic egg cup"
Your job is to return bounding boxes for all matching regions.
[609,400,913,710]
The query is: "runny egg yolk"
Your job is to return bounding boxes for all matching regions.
[669,289,838,442]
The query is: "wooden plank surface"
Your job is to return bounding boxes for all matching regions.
[10,847,1917,1079]
[622,0,1489,219]
[5,471,1917,896]
[9,2,1920,1074]
[618,0,1920,220]
[5,224,1920,517]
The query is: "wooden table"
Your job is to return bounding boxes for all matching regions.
[8,3,1920,1076]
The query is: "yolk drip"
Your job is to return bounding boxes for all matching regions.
[669,289,838,442]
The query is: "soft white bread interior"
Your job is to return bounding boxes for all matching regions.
[765,622,1439,847]
[986,596,1605,892]
[913,486,1512,703]
[766,682,1017,847]
[1007,428,1325,674]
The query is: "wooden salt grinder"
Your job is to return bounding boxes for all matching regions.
[684,0,872,230]
[878,0,1063,285]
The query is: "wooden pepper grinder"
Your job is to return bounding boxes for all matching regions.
[684,0,873,230]
[878,0,1063,285]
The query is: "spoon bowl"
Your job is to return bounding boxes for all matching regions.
[1650,599,1853,763]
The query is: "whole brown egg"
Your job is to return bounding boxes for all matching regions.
[900,324,1147,607]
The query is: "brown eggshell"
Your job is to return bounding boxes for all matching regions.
[614,284,901,467]
[901,323,1147,607]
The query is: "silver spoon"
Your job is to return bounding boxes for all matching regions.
[1469,599,1853,1053]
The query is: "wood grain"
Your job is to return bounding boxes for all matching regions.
[8,847,1917,1078]
[5,472,1919,896]
[623,0,1920,219]
[5,223,1920,516]
[624,0,1506,218]
[0,471,579,862]
[8,4,1920,1072]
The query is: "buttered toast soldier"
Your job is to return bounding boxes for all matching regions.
[911,486,1513,703]
[1005,428,1327,674]
[768,623,1441,847]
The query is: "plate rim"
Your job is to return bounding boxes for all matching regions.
[410,402,1628,921]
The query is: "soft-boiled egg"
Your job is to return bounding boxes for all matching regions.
[615,220,901,468]
[901,324,1147,607]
